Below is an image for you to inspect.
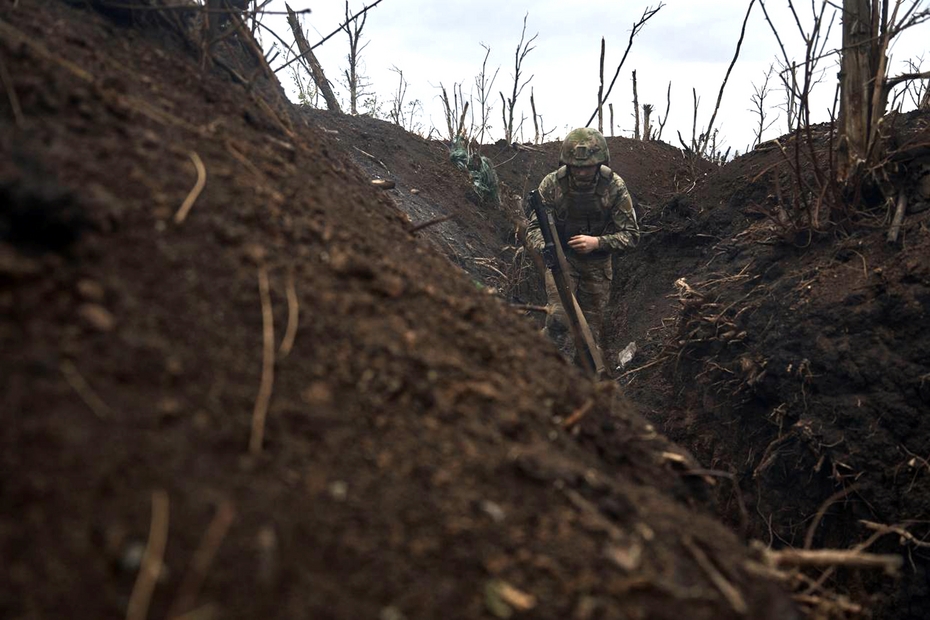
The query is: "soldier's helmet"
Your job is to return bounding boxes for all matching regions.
[560,128,609,167]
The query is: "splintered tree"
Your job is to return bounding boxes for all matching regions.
[499,13,537,144]
[285,3,341,112]
[836,0,930,183]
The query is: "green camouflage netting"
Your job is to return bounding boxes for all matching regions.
[450,137,500,204]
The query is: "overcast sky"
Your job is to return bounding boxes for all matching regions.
[260,0,929,155]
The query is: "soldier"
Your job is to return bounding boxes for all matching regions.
[525,127,639,359]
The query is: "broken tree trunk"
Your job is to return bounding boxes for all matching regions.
[642,104,652,141]
[632,70,640,141]
[597,37,605,134]
[837,0,877,182]
[285,3,342,113]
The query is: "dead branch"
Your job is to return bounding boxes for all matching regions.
[352,145,389,172]
[683,537,748,615]
[761,547,903,575]
[278,267,299,358]
[562,399,594,429]
[274,0,384,74]
[60,360,112,419]
[803,483,861,550]
[0,51,24,127]
[632,70,640,140]
[409,213,455,233]
[174,151,206,224]
[861,520,930,549]
[585,3,664,127]
[166,500,235,619]
[657,81,670,141]
[126,490,170,620]
[285,3,341,112]
[887,192,907,243]
[249,265,275,455]
[609,102,615,136]
[697,0,755,156]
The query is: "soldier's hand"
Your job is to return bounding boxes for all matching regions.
[568,235,600,254]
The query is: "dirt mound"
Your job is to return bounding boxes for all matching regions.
[0,1,795,619]
[613,116,930,618]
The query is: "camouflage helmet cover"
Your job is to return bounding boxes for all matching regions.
[560,127,609,166]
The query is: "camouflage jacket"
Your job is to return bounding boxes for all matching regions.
[525,165,639,257]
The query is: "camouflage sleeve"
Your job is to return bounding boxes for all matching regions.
[524,172,560,252]
[597,174,639,252]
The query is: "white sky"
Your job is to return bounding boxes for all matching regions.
[258,0,929,154]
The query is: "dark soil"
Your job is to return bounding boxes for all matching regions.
[608,120,930,620]
[0,2,800,620]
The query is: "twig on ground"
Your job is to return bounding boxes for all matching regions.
[762,547,902,574]
[562,399,594,429]
[278,267,299,358]
[0,51,24,127]
[174,152,206,224]
[409,213,455,233]
[887,193,908,243]
[861,520,930,549]
[352,146,389,172]
[60,360,112,419]
[509,304,549,314]
[616,356,668,379]
[167,500,236,619]
[249,266,275,455]
[804,483,861,550]
[683,537,748,615]
[126,490,170,620]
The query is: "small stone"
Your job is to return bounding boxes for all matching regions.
[243,243,266,264]
[77,303,116,332]
[379,606,407,620]
[76,279,106,302]
[410,188,420,195]
[301,382,333,406]
[480,500,506,523]
[118,541,146,572]
[328,480,348,501]
[371,178,396,189]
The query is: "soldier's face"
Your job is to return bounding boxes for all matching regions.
[569,165,598,185]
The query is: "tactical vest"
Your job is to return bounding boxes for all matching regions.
[554,165,613,260]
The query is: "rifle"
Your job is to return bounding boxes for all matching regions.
[527,190,606,379]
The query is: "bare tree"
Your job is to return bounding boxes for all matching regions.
[499,13,538,144]
[586,4,664,127]
[749,64,778,148]
[285,3,341,112]
[474,44,499,147]
[341,1,370,115]
[609,103,615,136]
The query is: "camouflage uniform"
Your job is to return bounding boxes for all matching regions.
[525,128,639,358]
